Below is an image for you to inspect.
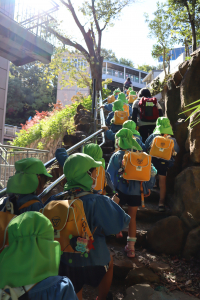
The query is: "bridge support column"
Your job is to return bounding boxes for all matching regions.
[0,57,9,144]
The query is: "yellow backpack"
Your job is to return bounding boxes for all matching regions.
[128,94,137,104]
[107,95,115,104]
[93,166,106,194]
[0,211,17,253]
[123,104,129,117]
[113,111,129,125]
[122,151,152,207]
[40,197,94,254]
[149,135,174,160]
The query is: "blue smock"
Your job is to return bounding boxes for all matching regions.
[46,192,130,268]
[28,276,78,300]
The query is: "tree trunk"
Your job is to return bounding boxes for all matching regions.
[90,57,103,93]
[163,48,167,78]
[191,20,196,52]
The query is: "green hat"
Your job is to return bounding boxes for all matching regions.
[63,153,102,191]
[118,92,128,104]
[112,100,124,112]
[153,117,174,135]
[115,128,142,150]
[7,158,52,195]
[0,212,61,288]
[123,120,140,136]
[130,91,136,95]
[83,143,105,169]
[113,89,121,96]
[128,87,133,91]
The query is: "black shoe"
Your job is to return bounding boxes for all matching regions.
[158,205,166,212]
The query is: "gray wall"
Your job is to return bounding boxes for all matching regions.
[0,57,9,143]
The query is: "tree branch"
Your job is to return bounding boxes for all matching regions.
[47,26,90,61]
[59,0,97,61]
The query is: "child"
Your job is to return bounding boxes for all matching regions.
[118,92,132,116]
[106,100,125,134]
[145,117,180,212]
[83,143,106,194]
[0,211,78,300]
[5,158,52,214]
[100,89,121,112]
[102,120,146,151]
[47,153,130,300]
[107,128,156,258]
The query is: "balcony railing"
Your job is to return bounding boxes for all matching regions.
[102,67,145,85]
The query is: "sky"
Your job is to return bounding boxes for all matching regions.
[27,0,169,68]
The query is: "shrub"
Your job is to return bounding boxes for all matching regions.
[11,95,92,148]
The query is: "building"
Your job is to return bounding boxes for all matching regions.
[102,61,147,92]
[140,70,163,87]
[57,57,147,106]
[158,47,185,62]
[0,0,57,143]
[57,53,90,106]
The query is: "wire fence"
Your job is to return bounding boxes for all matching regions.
[0,145,49,190]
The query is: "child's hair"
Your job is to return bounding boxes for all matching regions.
[88,167,96,173]
[37,174,49,186]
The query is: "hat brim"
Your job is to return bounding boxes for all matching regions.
[153,127,174,135]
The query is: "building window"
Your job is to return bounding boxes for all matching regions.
[135,76,139,83]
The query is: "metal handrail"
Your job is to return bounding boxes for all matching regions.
[1,145,49,153]
[39,95,106,199]
[0,129,104,198]
[99,91,105,147]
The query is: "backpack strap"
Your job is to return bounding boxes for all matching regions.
[140,182,145,208]
[18,200,40,211]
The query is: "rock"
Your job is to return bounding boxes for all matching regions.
[74,108,93,125]
[172,70,183,87]
[146,216,185,255]
[164,86,181,129]
[125,267,160,287]
[76,123,93,134]
[167,79,176,90]
[113,254,134,280]
[124,284,199,300]
[149,261,171,273]
[179,60,190,77]
[182,226,200,259]
[166,119,189,197]
[189,112,200,163]
[173,166,200,229]
[180,52,200,117]
[63,134,81,147]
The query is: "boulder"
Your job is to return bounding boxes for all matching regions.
[164,86,181,129]
[74,108,93,125]
[149,261,171,273]
[182,226,200,259]
[113,255,134,280]
[189,113,200,163]
[166,119,188,196]
[63,134,81,147]
[172,70,183,87]
[124,284,199,300]
[76,123,93,135]
[146,216,185,255]
[173,166,200,229]
[125,267,160,287]
[180,52,200,117]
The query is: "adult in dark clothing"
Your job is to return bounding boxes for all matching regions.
[124,77,133,91]
[131,88,163,142]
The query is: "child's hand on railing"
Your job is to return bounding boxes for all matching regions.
[102,126,108,132]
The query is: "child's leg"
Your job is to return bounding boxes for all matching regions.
[76,288,83,300]
[125,206,138,257]
[98,255,113,300]
[158,175,166,206]
[128,206,138,238]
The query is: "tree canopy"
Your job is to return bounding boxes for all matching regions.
[168,0,200,52]
[145,2,176,77]
[6,63,57,126]
[47,0,135,92]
